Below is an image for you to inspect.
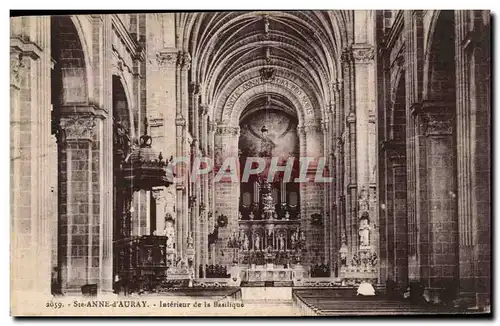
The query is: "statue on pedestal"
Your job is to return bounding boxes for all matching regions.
[359,213,371,247]
[164,219,175,249]
[291,231,298,249]
[278,233,285,251]
[249,211,254,220]
[267,229,274,249]
[285,211,290,220]
[243,233,249,251]
[187,232,194,249]
[254,233,261,250]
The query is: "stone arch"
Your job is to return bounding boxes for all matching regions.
[215,78,319,127]
[51,15,90,105]
[423,10,456,102]
[389,68,406,141]
[210,64,324,117]
[69,15,94,100]
[112,75,135,140]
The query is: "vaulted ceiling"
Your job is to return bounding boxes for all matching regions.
[179,11,353,123]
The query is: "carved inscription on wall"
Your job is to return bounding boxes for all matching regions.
[223,77,314,117]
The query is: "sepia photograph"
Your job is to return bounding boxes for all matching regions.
[8,9,492,317]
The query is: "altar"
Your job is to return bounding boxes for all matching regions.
[242,266,293,282]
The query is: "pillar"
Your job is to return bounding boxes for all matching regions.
[213,125,240,265]
[10,16,53,298]
[416,102,459,292]
[152,187,167,234]
[58,112,102,292]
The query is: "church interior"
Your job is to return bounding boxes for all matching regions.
[10,10,491,313]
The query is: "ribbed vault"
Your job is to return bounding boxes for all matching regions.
[179,11,352,124]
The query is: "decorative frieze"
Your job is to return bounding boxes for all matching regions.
[59,115,97,141]
[215,125,240,136]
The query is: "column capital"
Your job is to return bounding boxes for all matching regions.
[156,48,178,68]
[380,139,406,163]
[175,115,186,127]
[208,121,217,133]
[10,51,24,89]
[351,44,375,63]
[149,114,164,128]
[346,112,356,124]
[341,47,352,63]
[299,120,324,134]
[177,51,191,71]
[59,114,97,142]
[152,186,166,202]
[199,104,209,115]
[424,114,453,136]
[412,101,454,136]
[189,82,200,95]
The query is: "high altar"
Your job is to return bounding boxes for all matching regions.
[234,180,306,283]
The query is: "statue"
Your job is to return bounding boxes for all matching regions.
[243,233,249,251]
[238,211,242,220]
[358,188,369,213]
[261,187,275,220]
[254,233,261,250]
[285,211,290,220]
[187,232,194,249]
[164,220,175,249]
[291,231,298,248]
[249,211,254,220]
[267,229,274,248]
[359,217,371,247]
[279,233,285,251]
[339,244,348,266]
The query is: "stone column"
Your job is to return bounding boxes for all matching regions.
[93,15,114,295]
[381,140,408,286]
[10,16,53,297]
[392,158,408,285]
[421,104,459,291]
[455,10,491,308]
[189,83,201,276]
[152,187,167,234]
[322,118,331,268]
[213,125,240,265]
[58,113,100,292]
[200,105,209,277]
[303,122,325,265]
[173,51,191,260]
[296,125,307,264]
